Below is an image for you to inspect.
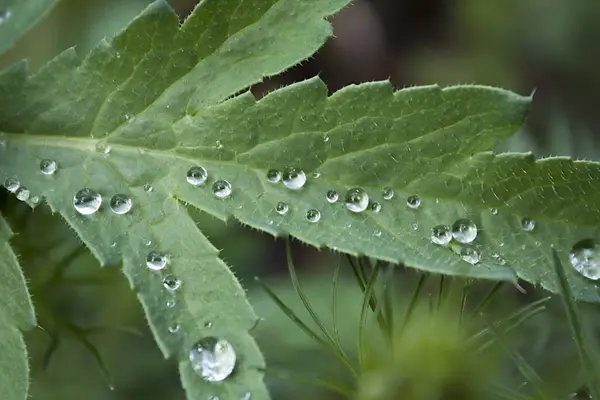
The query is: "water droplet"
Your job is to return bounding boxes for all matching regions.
[110,241,117,248]
[267,220,274,226]
[569,239,600,280]
[110,194,132,215]
[411,222,419,231]
[345,188,369,213]
[145,240,152,246]
[30,196,40,205]
[40,159,57,175]
[215,140,223,150]
[73,188,102,215]
[146,251,168,270]
[431,224,452,245]
[371,202,382,212]
[521,218,535,232]
[16,187,30,201]
[241,392,251,400]
[212,180,232,198]
[374,230,382,237]
[490,208,498,215]
[323,135,330,143]
[282,167,306,190]
[451,219,478,244]
[326,190,338,203]
[4,177,19,192]
[266,169,281,183]
[166,299,176,308]
[306,209,321,223]
[187,166,208,186]
[163,275,181,291]
[460,246,481,265]
[204,321,213,328]
[491,252,506,266]
[124,113,131,120]
[95,142,111,155]
[312,171,321,179]
[275,202,288,215]
[382,188,394,200]
[189,337,236,382]
[168,324,180,333]
[499,242,505,247]
[407,195,421,209]
[208,396,219,400]
[143,183,153,193]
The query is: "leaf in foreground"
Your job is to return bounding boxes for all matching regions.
[0,213,36,400]
[0,0,60,55]
[0,0,352,398]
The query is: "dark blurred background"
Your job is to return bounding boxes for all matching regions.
[1,0,600,399]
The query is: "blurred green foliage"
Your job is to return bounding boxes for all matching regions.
[2,0,600,399]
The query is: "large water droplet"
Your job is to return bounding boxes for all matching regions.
[16,187,30,201]
[521,218,535,232]
[73,188,102,215]
[326,190,339,203]
[187,166,208,186]
[345,188,369,213]
[146,251,167,270]
[40,159,57,175]
[189,337,236,382]
[4,177,19,192]
[275,202,289,215]
[110,194,132,215]
[431,224,452,245]
[407,195,421,209]
[163,275,181,291]
[569,239,600,280]
[452,219,477,244]
[212,180,232,198]
[306,209,321,223]
[460,246,481,265]
[371,202,382,213]
[382,188,394,200]
[282,167,306,190]
[266,169,281,183]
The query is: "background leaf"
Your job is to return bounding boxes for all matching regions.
[0,213,36,399]
[0,0,60,55]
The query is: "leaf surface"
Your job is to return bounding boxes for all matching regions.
[0,0,351,398]
[0,213,36,400]
[0,0,60,55]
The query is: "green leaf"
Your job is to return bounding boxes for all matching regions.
[0,0,351,398]
[0,0,60,55]
[0,212,36,399]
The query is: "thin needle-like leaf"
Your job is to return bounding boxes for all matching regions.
[331,255,343,352]
[469,281,504,321]
[357,262,380,368]
[552,247,600,400]
[268,369,354,397]
[399,274,428,335]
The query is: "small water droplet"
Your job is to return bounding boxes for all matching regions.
[168,324,180,333]
[110,241,117,248]
[411,222,419,231]
[163,275,181,291]
[204,321,213,328]
[215,140,223,150]
[491,252,506,266]
[241,392,251,400]
[535,241,541,247]
[345,188,369,213]
[521,218,535,232]
[382,188,394,200]
[452,219,478,243]
[282,167,306,190]
[212,180,232,198]
[267,220,274,226]
[374,230,382,237]
[146,251,168,270]
[371,202,382,212]
[431,224,452,245]
[569,239,600,280]
[187,166,208,186]
[166,299,176,308]
[208,396,219,400]
[266,169,281,183]
[95,142,111,155]
[145,240,152,246]
[460,246,481,265]
[326,190,338,203]
[40,159,57,175]
[499,242,505,247]
[16,187,30,201]
[323,135,330,143]
[144,183,153,193]
[30,196,40,205]
[4,177,19,192]
[275,202,288,215]
[306,209,321,223]
[189,337,236,382]
[406,195,421,209]
[73,188,102,215]
[124,113,131,120]
[110,194,132,215]
[312,171,321,179]
[490,208,498,215]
